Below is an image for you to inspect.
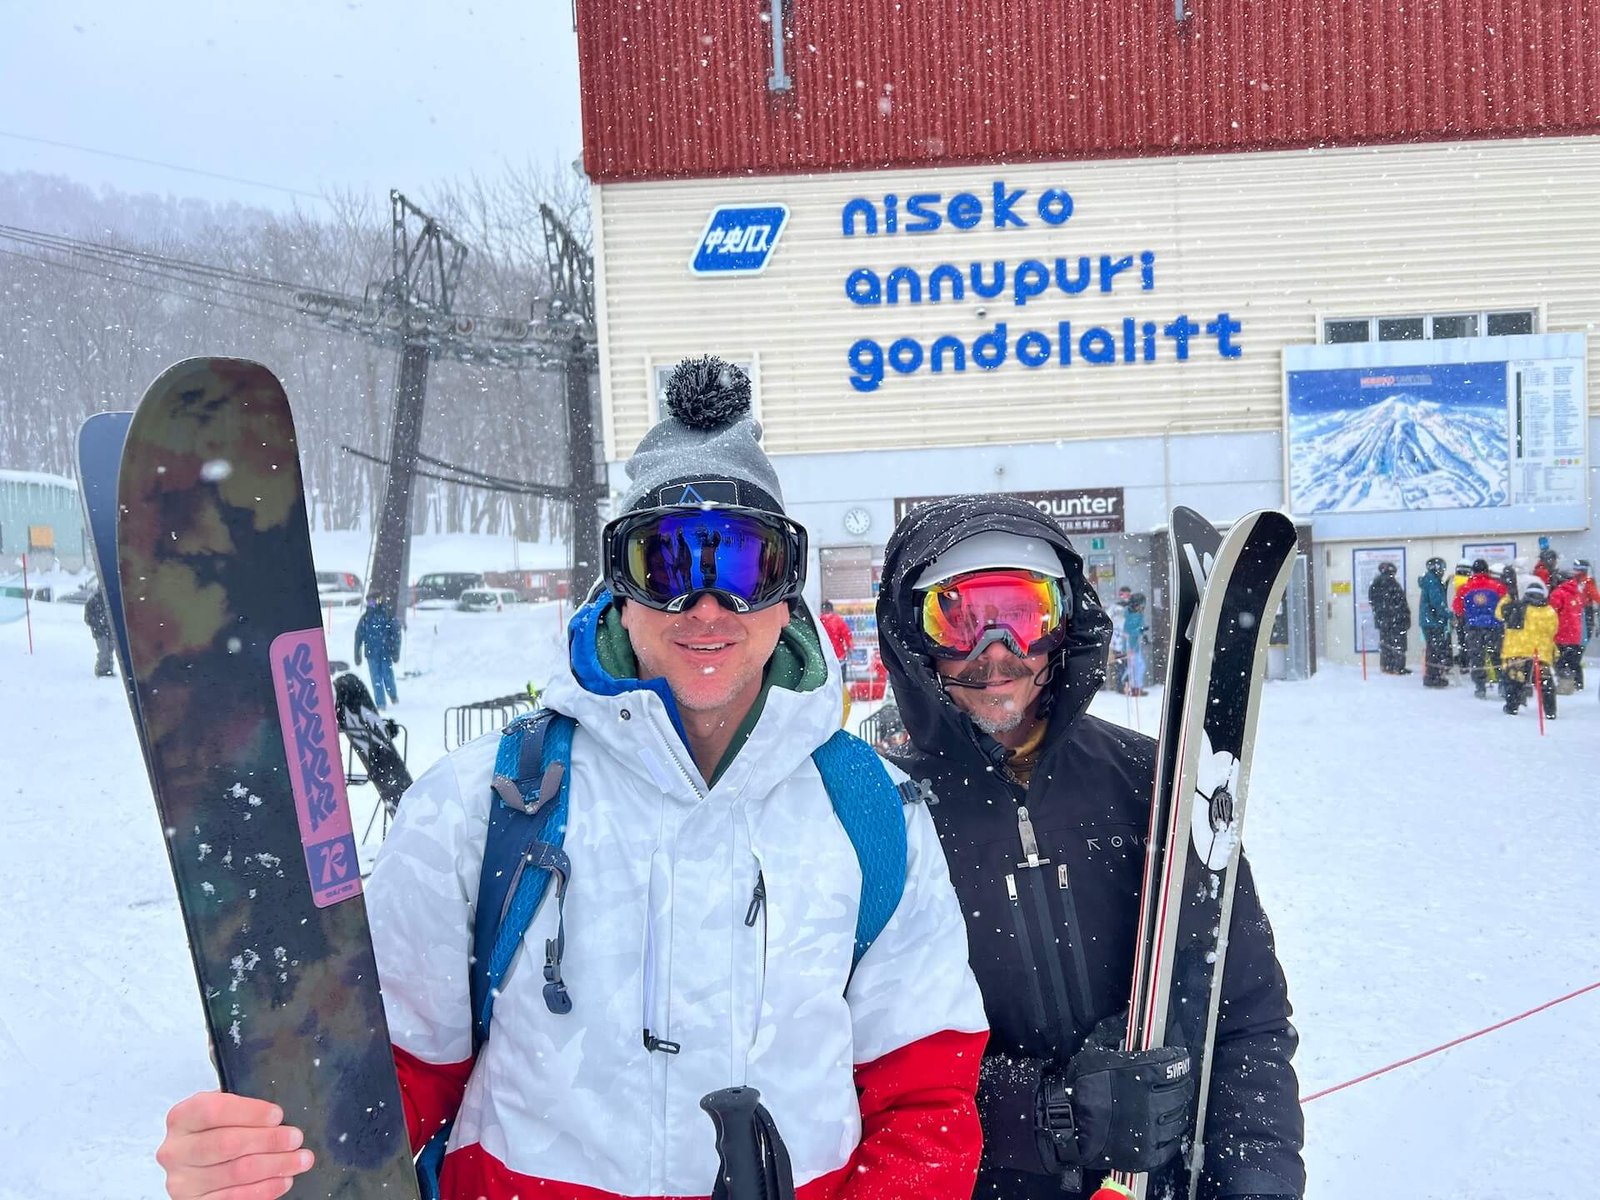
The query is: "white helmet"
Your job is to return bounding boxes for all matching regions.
[914,530,1066,589]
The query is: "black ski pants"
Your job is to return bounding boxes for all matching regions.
[92,632,114,677]
[1423,628,1453,686]
[1556,644,1584,690]
[1503,658,1556,717]
[1378,629,1409,673]
[1464,626,1499,693]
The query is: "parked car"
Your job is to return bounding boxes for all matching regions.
[457,587,521,613]
[57,576,100,604]
[410,571,486,606]
[315,570,364,606]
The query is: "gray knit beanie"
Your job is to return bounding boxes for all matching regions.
[619,357,786,514]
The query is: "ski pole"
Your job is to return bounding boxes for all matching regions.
[701,1087,795,1200]
[1360,645,1368,680]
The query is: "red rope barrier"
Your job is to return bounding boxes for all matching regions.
[1302,979,1600,1103]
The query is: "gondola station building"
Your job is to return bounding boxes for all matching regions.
[572,1,1600,669]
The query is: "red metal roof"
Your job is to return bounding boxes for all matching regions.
[576,0,1600,183]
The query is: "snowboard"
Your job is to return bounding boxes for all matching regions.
[76,410,138,693]
[115,358,418,1199]
[334,671,413,817]
[1103,510,1299,1200]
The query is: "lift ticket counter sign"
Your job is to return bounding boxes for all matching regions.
[691,205,789,274]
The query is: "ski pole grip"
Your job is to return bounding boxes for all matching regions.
[701,1087,764,1200]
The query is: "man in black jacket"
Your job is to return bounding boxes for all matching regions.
[1367,561,1412,675]
[876,496,1304,1200]
[84,585,115,677]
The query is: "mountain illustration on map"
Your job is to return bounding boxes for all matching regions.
[1290,391,1508,513]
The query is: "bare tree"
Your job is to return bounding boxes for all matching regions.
[0,168,577,542]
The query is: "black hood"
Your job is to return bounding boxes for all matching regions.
[875,495,1113,770]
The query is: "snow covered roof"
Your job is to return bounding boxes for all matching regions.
[0,469,77,491]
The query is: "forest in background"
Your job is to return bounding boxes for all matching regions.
[0,166,589,541]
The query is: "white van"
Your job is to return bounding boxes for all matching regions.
[456,587,520,613]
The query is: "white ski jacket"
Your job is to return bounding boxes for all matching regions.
[368,601,988,1200]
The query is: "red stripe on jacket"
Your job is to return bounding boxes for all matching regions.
[841,1028,987,1200]
[421,1028,987,1200]
[394,1044,475,1152]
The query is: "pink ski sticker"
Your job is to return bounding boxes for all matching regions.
[270,629,361,908]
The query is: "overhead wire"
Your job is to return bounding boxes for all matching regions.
[0,224,554,353]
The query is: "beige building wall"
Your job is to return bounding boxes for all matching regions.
[594,135,1600,464]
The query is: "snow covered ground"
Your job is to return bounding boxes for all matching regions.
[3,557,1597,1199]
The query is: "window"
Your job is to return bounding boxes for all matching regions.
[1429,314,1478,339]
[1376,316,1425,341]
[651,358,759,422]
[1323,319,1370,344]
[1321,309,1538,344]
[1486,310,1535,336]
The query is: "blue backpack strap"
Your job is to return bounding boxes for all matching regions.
[811,730,908,967]
[469,708,576,1047]
[420,709,576,1198]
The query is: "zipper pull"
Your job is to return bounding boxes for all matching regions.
[1058,863,1070,890]
[744,872,766,927]
[643,1029,681,1055]
[1016,805,1051,870]
[1005,873,1018,902]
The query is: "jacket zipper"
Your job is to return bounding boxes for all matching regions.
[641,719,702,1060]
[743,868,768,1072]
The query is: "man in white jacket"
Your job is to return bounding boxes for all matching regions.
[155,357,988,1200]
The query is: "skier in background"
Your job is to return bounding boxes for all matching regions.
[83,585,114,678]
[1449,560,1472,670]
[818,598,854,666]
[1547,569,1586,692]
[1122,590,1149,695]
[1533,545,1559,586]
[1367,561,1412,675]
[1572,558,1600,649]
[354,598,402,709]
[1106,584,1132,692]
[1453,558,1508,699]
[875,496,1304,1200]
[1417,557,1453,689]
[1497,576,1558,718]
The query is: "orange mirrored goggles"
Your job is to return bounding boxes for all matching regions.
[918,569,1069,661]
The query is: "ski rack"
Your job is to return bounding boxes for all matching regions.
[444,692,539,751]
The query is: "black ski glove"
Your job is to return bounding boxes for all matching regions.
[1035,1013,1195,1176]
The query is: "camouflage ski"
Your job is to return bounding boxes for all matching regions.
[116,357,417,1199]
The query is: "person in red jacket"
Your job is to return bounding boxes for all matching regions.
[1451,559,1508,699]
[1533,546,1559,586]
[1548,570,1587,690]
[819,599,855,665]
[1574,560,1600,646]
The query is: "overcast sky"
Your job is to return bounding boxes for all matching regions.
[0,1,583,212]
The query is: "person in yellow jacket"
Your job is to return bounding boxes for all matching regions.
[1496,576,1559,718]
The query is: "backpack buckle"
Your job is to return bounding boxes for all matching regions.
[543,936,573,1015]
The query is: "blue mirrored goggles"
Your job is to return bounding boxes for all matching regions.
[602,505,807,613]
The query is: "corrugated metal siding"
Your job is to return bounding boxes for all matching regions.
[596,136,1600,460]
[577,0,1600,183]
